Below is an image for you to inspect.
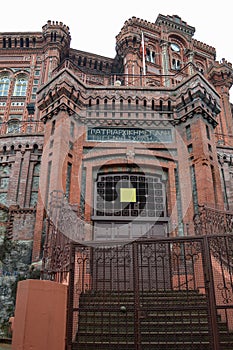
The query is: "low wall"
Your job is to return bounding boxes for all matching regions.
[11,279,67,350]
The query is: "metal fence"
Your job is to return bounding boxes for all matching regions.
[41,193,233,349]
[64,234,233,350]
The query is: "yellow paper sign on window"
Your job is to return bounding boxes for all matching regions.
[120,188,136,202]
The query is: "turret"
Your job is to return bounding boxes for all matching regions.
[42,20,71,81]
[42,20,71,53]
[208,59,233,146]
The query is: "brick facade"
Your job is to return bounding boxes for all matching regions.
[0,14,232,263]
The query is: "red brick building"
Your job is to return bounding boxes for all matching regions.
[0,13,233,264]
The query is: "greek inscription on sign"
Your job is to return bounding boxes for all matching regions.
[87,127,173,143]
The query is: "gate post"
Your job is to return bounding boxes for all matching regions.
[203,235,220,350]
[11,279,67,350]
[66,243,75,350]
[132,241,141,350]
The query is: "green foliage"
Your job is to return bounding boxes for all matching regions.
[0,236,12,263]
[0,239,41,339]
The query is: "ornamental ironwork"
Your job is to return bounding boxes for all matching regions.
[41,190,84,280]
[194,204,233,235]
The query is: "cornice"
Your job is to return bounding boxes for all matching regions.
[9,205,36,214]
[173,105,218,128]
[41,102,75,123]
[38,67,221,129]
[74,115,174,128]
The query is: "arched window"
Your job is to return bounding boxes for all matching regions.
[30,162,40,206]
[176,60,181,70]
[0,76,10,96]
[146,49,151,62]
[50,32,57,42]
[78,56,82,65]
[172,58,181,70]
[13,76,28,96]
[151,52,155,63]
[146,48,156,63]
[33,144,39,153]
[7,120,20,134]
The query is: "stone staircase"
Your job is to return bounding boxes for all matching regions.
[73,290,233,350]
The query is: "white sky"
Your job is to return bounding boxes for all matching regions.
[1,0,233,101]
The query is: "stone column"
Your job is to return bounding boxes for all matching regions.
[161,42,170,87]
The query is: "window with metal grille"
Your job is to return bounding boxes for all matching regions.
[94,173,166,219]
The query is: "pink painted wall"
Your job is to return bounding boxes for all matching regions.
[11,279,67,350]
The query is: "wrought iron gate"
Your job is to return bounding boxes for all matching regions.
[65,235,233,350]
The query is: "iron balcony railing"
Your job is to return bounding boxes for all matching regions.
[52,58,199,88]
